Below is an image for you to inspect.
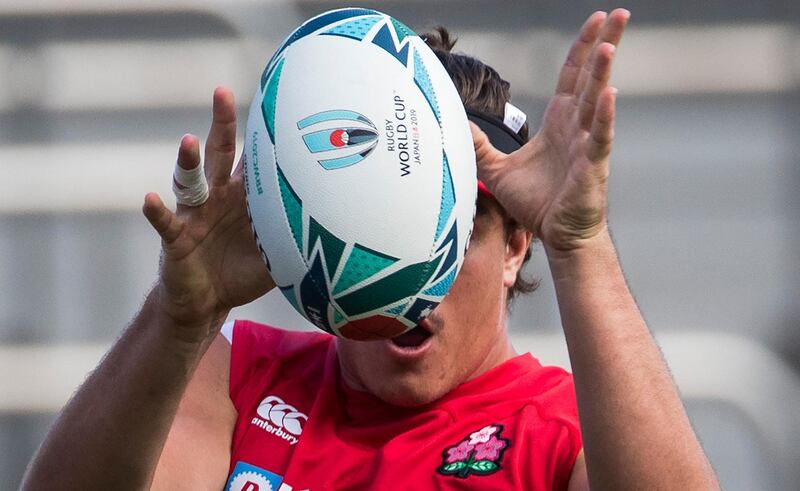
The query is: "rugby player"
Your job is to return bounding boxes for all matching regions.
[23,9,719,490]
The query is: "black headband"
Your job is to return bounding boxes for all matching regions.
[465,108,526,154]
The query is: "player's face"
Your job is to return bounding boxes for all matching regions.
[336,196,530,407]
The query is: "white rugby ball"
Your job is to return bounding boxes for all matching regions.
[244,8,476,340]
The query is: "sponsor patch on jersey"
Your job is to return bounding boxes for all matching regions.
[251,394,308,446]
[226,461,284,491]
[436,424,510,479]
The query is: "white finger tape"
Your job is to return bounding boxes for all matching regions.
[173,162,209,206]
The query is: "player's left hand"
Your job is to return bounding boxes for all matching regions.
[472,9,629,252]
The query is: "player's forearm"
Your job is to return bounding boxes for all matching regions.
[21,287,227,491]
[547,228,719,490]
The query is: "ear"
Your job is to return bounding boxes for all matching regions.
[503,227,533,288]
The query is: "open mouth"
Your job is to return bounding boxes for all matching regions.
[390,323,433,349]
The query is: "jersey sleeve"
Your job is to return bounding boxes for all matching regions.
[226,320,333,414]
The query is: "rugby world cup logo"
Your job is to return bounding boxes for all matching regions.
[297,110,379,170]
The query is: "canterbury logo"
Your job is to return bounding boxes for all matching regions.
[297,110,378,170]
[253,395,308,445]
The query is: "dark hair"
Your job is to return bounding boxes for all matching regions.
[423,26,538,304]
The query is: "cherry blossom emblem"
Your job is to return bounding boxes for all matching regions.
[437,424,510,479]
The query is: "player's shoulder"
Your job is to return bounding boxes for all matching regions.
[478,354,581,444]
[517,357,579,424]
[224,319,333,375]
[224,319,331,356]
[446,353,579,432]
[473,353,578,420]
[224,320,335,406]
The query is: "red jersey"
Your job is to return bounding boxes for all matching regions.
[224,320,582,491]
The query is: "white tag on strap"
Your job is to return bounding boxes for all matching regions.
[503,101,527,133]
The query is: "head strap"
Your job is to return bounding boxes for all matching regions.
[466,108,526,154]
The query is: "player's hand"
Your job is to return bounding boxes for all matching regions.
[142,87,274,341]
[471,9,629,252]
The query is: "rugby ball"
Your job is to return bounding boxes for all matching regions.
[243,8,476,340]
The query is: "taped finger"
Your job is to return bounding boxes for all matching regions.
[173,159,209,206]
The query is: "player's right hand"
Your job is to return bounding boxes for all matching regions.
[142,87,275,343]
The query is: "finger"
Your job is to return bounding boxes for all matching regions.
[143,192,184,244]
[204,86,238,186]
[177,133,201,171]
[595,9,630,50]
[587,87,617,163]
[555,11,606,96]
[574,9,630,98]
[469,122,507,185]
[578,42,615,130]
[173,134,208,208]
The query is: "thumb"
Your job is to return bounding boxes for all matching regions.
[469,122,507,186]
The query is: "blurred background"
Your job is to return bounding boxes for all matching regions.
[1,0,799,489]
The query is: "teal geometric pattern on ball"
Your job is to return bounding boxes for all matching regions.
[423,266,456,297]
[335,253,443,317]
[264,8,379,76]
[432,221,458,283]
[385,301,410,316]
[276,164,303,254]
[284,8,379,47]
[322,15,382,41]
[307,216,346,278]
[413,50,441,124]
[371,22,411,67]
[435,153,456,241]
[333,244,398,295]
[390,17,416,43]
[261,58,284,144]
